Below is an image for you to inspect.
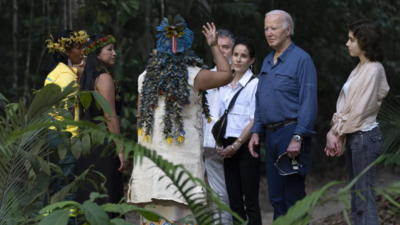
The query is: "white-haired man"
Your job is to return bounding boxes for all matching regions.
[203,29,234,224]
[249,10,318,220]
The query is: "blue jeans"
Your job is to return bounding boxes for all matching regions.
[264,123,311,220]
[346,127,382,225]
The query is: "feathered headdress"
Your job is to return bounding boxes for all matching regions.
[137,15,211,144]
[45,30,89,53]
[156,15,194,54]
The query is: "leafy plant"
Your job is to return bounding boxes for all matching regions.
[0,82,115,224]
[377,95,400,166]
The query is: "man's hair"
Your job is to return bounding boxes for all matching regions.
[348,19,384,62]
[265,10,294,35]
[217,29,235,46]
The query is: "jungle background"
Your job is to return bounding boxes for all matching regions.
[0,0,400,224]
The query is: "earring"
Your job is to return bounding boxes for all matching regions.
[249,64,253,71]
[68,59,72,67]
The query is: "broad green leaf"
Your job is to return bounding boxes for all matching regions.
[101,203,122,213]
[37,156,50,175]
[82,133,91,156]
[89,192,100,202]
[91,130,105,145]
[57,143,67,161]
[89,192,109,202]
[71,137,82,160]
[80,201,111,225]
[39,201,80,214]
[92,91,113,117]
[0,92,9,102]
[121,204,161,221]
[39,209,70,225]
[110,218,132,225]
[80,92,92,109]
[28,82,78,123]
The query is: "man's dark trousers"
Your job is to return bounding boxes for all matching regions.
[264,123,311,220]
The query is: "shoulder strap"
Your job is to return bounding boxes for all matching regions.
[226,75,257,112]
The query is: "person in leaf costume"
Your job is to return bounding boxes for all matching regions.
[128,15,233,224]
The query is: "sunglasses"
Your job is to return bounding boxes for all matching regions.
[274,152,302,176]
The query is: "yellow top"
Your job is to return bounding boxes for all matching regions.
[44,62,80,136]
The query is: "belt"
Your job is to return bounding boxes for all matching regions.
[264,119,297,132]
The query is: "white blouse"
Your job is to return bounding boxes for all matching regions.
[343,77,378,132]
[219,69,258,139]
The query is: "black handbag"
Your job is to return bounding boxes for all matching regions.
[212,75,256,146]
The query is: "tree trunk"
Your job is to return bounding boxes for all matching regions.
[161,0,164,20]
[114,9,122,79]
[69,0,73,29]
[23,0,34,103]
[36,0,49,77]
[12,0,18,90]
[64,0,67,29]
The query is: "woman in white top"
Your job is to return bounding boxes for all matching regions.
[325,19,389,225]
[217,37,261,225]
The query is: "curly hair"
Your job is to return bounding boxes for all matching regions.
[348,19,384,62]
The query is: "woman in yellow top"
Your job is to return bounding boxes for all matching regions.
[325,19,389,225]
[39,30,88,216]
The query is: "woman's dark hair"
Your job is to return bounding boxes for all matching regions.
[79,34,109,120]
[233,37,256,72]
[37,29,74,89]
[348,19,384,62]
[79,34,108,92]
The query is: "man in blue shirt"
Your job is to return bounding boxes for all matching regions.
[249,10,318,220]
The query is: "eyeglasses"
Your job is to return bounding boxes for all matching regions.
[274,152,301,176]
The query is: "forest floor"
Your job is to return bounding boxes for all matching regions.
[125,166,400,225]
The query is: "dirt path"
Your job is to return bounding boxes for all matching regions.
[125,166,400,225]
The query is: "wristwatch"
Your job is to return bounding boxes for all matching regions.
[293,135,303,142]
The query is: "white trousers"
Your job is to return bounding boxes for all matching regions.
[204,147,232,225]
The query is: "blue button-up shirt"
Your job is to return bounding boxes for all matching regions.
[251,42,318,137]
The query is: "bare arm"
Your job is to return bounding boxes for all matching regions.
[194,23,232,92]
[95,74,125,171]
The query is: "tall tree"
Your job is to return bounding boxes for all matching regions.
[12,0,18,90]
[23,0,34,103]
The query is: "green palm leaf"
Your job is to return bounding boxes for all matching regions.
[377,96,400,165]
[0,83,82,224]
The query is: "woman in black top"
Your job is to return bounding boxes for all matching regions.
[76,34,124,218]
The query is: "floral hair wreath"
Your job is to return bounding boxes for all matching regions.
[83,35,116,56]
[45,30,89,53]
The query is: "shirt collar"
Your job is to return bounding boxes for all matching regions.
[237,69,254,87]
[279,42,295,62]
[267,42,296,64]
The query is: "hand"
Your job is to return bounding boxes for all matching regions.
[217,145,237,158]
[325,130,343,157]
[118,149,127,172]
[202,22,218,48]
[287,139,301,159]
[248,133,260,158]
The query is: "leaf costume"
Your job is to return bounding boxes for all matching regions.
[129,15,209,224]
[137,14,211,143]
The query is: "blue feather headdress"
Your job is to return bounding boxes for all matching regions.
[138,15,211,144]
[156,14,194,54]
